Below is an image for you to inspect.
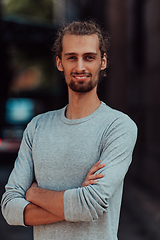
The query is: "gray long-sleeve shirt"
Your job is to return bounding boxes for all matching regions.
[1,102,137,240]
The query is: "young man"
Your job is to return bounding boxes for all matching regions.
[1,21,137,240]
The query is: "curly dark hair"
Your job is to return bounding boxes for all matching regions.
[52,20,110,76]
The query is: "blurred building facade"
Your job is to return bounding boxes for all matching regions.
[101,0,160,197]
[126,0,160,195]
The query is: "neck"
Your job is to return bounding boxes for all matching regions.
[66,87,101,119]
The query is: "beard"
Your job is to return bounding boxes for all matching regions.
[68,77,98,93]
[65,70,100,93]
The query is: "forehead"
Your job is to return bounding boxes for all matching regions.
[62,34,100,55]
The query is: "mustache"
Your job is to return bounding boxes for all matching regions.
[71,72,92,76]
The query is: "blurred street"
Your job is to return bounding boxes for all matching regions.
[0,162,160,240]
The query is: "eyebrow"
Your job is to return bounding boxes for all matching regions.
[64,52,98,56]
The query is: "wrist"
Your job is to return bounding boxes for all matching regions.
[26,186,37,202]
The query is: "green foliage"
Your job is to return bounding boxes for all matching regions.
[3,0,53,20]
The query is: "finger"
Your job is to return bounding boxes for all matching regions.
[94,160,101,166]
[88,173,104,180]
[82,180,98,187]
[88,162,105,175]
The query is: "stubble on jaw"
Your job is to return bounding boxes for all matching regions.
[64,67,102,93]
[68,78,98,93]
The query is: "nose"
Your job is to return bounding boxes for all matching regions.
[75,58,85,72]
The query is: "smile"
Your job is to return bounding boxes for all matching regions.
[71,73,91,81]
[74,75,88,79]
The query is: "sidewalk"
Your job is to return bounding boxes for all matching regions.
[0,164,160,240]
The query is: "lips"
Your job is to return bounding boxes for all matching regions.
[74,75,88,81]
[71,73,91,81]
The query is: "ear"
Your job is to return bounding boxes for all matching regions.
[56,56,64,72]
[100,53,107,70]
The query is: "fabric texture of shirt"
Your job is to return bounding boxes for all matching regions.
[1,101,137,240]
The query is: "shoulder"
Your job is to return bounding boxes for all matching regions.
[100,101,137,123]
[25,107,64,134]
[99,102,138,140]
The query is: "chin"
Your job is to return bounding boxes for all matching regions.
[69,79,98,93]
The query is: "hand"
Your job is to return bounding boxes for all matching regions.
[81,160,105,188]
[30,182,38,188]
[25,182,38,202]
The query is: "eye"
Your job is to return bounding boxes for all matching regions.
[67,56,77,60]
[84,55,95,61]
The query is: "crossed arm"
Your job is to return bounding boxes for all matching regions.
[24,160,105,226]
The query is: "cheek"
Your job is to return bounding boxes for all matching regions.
[63,69,72,84]
[63,63,75,75]
[92,65,102,76]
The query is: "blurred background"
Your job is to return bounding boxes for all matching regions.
[0,0,160,239]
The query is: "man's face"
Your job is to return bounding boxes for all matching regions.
[56,34,107,93]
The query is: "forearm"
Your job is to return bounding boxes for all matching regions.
[26,187,65,219]
[24,203,64,226]
[25,161,105,222]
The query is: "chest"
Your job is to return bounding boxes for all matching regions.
[32,122,103,190]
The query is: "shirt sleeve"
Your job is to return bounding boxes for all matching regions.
[1,118,37,226]
[64,116,138,222]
